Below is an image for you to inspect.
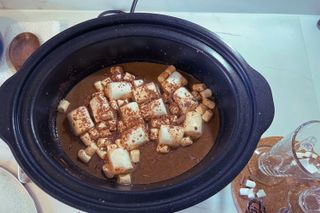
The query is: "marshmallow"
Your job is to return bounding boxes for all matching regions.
[245,180,256,188]
[107,144,118,151]
[150,128,159,140]
[191,91,201,101]
[195,103,208,115]
[97,138,112,149]
[130,150,140,163]
[192,83,206,92]
[123,72,136,81]
[80,133,93,146]
[161,71,188,93]
[248,191,255,199]
[107,147,133,174]
[94,81,104,91]
[202,98,215,109]
[109,100,119,111]
[168,103,180,115]
[101,77,112,87]
[158,65,175,83]
[117,173,132,185]
[96,121,108,130]
[133,82,160,104]
[312,153,318,159]
[202,110,214,122]
[111,73,122,82]
[133,79,144,87]
[296,152,306,158]
[256,189,267,198]
[158,125,184,147]
[89,93,113,123]
[173,87,198,113]
[108,119,117,131]
[67,106,95,136]
[180,137,193,147]
[96,148,107,159]
[304,152,312,158]
[78,149,92,163]
[110,66,123,75]
[117,99,129,107]
[200,89,213,99]
[184,111,203,139]
[120,102,144,128]
[140,98,168,120]
[120,125,149,150]
[105,82,133,100]
[156,144,170,153]
[85,145,97,156]
[88,128,100,140]
[57,99,70,113]
[150,117,170,128]
[239,188,251,196]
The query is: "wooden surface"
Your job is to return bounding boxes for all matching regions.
[231,136,320,213]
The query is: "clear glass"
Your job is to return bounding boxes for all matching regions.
[258,120,320,179]
[298,186,320,213]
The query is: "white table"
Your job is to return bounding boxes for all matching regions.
[0,10,319,213]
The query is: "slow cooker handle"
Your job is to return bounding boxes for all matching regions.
[0,75,17,146]
[98,0,138,17]
[248,67,275,134]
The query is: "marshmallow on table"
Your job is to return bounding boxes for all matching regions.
[158,125,184,147]
[120,125,149,150]
[140,98,168,120]
[89,93,114,123]
[173,87,198,113]
[120,102,144,128]
[107,147,133,174]
[67,106,95,136]
[104,82,133,100]
[133,82,160,104]
[245,180,256,188]
[184,111,203,139]
[256,189,267,198]
[161,71,188,93]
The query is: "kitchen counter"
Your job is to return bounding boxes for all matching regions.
[0,10,319,213]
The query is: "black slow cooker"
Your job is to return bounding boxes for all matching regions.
[0,12,274,212]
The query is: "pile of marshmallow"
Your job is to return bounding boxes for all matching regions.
[240,179,266,199]
[57,65,215,184]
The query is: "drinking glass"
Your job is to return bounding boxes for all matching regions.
[259,120,320,179]
[250,120,320,185]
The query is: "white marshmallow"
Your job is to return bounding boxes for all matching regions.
[149,128,159,140]
[133,82,160,104]
[101,77,112,86]
[80,133,93,146]
[161,71,188,93]
[133,79,144,87]
[304,151,312,158]
[239,188,251,196]
[256,189,267,198]
[78,149,92,163]
[158,125,184,147]
[102,164,114,178]
[94,81,104,91]
[67,106,95,136]
[105,82,133,100]
[296,152,305,158]
[312,153,318,159]
[140,98,168,120]
[123,72,136,81]
[173,87,198,113]
[130,150,140,163]
[180,137,193,147]
[245,179,256,188]
[184,111,203,139]
[89,93,113,123]
[117,173,132,185]
[120,125,149,150]
[57,99,70,113]
[96,148,107,159]
[107,147,133,174]
[248,191,255,199]
[120,102,144,128]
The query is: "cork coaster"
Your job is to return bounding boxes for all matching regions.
[231,136,320,213]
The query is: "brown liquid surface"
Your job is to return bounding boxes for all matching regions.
[56,62,220,184]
